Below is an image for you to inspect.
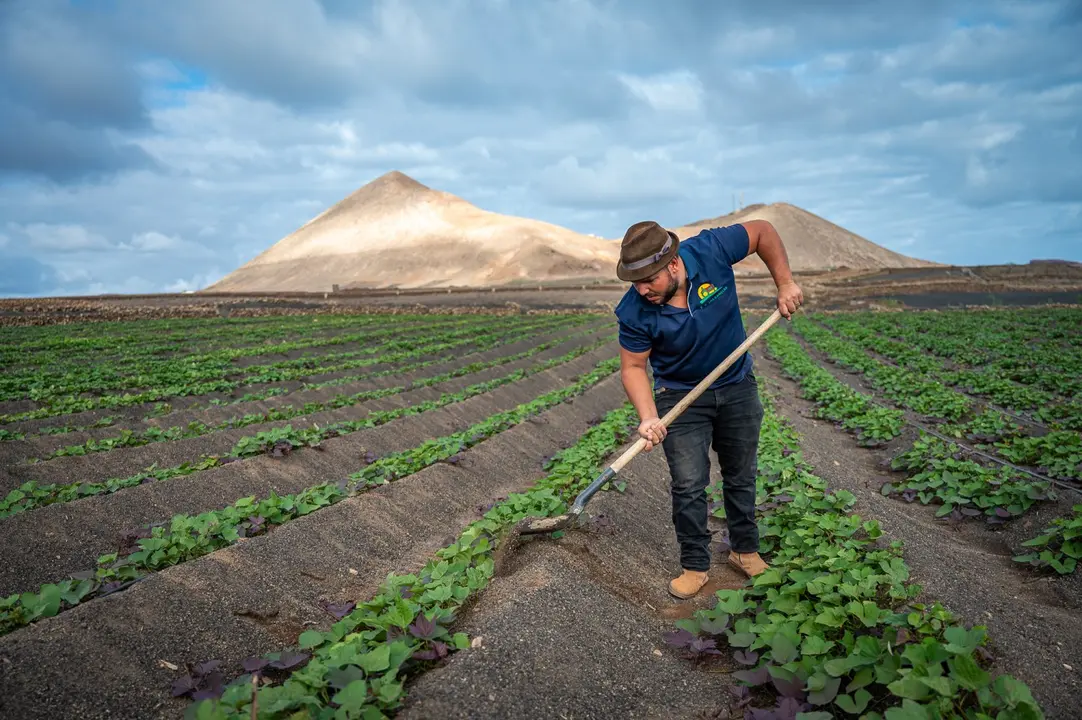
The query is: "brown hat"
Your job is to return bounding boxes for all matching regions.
[616,221,680,282]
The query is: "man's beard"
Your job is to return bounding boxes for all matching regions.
[646,272,679,304]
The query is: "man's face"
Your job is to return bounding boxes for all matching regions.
[633,263,678,304]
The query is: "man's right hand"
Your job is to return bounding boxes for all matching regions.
[638,416,667,451]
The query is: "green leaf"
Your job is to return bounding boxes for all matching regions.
[727,632,755,648]
[888,675,932,701]
[949,653,990,691]
[452,632,471,651]
[835,689,872,714]
[918,675,953,697]
[334,680,369,713]
[801,634,834,656]
[298,630,325,650]
[884,698,933,720]
[847,667,874,693]
[357,644,391,673]
[770,632,799,664]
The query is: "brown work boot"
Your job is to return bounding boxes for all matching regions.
[668,569,709,599]
[728,551,769,578]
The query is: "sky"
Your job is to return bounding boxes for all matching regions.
[0,0,1080,297]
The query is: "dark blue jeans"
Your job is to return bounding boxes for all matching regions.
[653,371,764,572]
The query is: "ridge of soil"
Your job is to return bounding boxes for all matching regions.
[0,369,630,720]
[0,342,618,598]
[0,329,613,491]
[0,322,611,465]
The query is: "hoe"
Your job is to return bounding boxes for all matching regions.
[516,307,787,536]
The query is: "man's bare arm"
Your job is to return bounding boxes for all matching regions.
[741,219,804,318]
[620,346,656,420]
[619,346,667,451]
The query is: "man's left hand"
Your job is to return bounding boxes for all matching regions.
[777,281,804,319]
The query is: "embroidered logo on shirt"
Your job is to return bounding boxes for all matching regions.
[696,282,728,307]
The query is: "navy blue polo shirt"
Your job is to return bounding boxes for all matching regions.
[614,224,752,391]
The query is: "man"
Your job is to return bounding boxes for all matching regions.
[613,219,803,599]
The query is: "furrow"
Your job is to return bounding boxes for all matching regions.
[0,340,619,599]
[0,370,629,720]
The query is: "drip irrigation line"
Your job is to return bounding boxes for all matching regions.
[808,317,1058,433]
[903,420,1082,497]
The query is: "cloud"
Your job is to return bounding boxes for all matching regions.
[1,0,1080,298]
[618,70,704,114]
[17,223,112,251]
[0,0,154,181]
[0,255,59,295]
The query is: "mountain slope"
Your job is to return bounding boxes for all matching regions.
[203,172,621,292]
[672,202,939,275]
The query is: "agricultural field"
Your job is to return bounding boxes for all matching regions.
[0,304,1079,720]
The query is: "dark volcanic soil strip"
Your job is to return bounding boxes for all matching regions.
[0,367,632,720]
[0,320,610,464]
[753,352,1082,720]
[1,326,605,490]
[0,341,620,598]
[398,414,744,720]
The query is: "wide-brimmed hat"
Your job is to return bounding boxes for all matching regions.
[616,220,680,282]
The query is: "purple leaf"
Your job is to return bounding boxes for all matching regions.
[776,494,794,503]
[747,707,779,720]
[399,586,414,599]
[319,600,356,619]
[241,657,270,673]
[170,676,196,697]
[895,628,912,645]
[662,629,695,649]
[770,670,805,698]
[409,614,439,640]
[734,650,759,665]
[961,507,982,517]
[194,660,221,677]
[733,665,771,686]
[902,489,917,503]
[689,637,721,655]
[191,687,224,702]
[269,651,309,670]
[994,507,1011,518]
[776,697,804,720]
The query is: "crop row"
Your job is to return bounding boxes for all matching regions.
[2,317,595,439]
[20,326,612,462]
[763,327,1061,535]
[0,313,382,373]
[0,314,492,404]
[817,314,1082,431]
[788,316,1082,485]
[672,381,1045,719]
[836,309,1082,399]
[173,384,639,717]
[1,314,579,424]
[0,354,622,636]
[1,331,615,521]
